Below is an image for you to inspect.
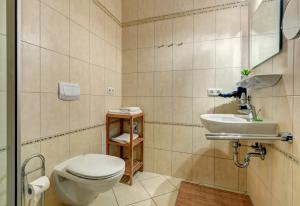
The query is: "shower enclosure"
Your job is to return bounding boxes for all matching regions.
[1,0,20,205]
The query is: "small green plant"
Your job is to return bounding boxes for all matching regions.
[241,69,252,76]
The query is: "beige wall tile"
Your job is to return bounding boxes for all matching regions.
[194,12,215,42]
[155,46,173,71]
[155,20,173,46]
[90,95,105,125]
[41,49,69,93]
[271,149,292,206]
[154,149,172,175]
[122,97,137,107]
[122,0,138,22]
[293,97,300,158]
[21,143,41,181]
[216,7,241,39]
[173,71,193,97]
[214,140,233,160]
[172,152,193,179]
[41,5,69,54]
[70,58,90,94]
[294,38,300,95]
[70,95,90,130]
[105,43,117,70]
[0,0,6,35]
[70,0,90,29]
[22,0,40,45]
[138,23,154,48]
[172,126,192,153]
[90,1,105,38]
[174,0,193,12]
[123,49,138,73]
[70,22,90,62]
[193,41,216,69]
[193,69,215,97]
[88,127,102,154]
[144,148,155,172]
[41,135,70,176]
[41,93,69,137]
[293,162,300,206]
[173,16,194,44]
[41,0,69,17]
[192,155,214,185]
[216,68,241,92]
[192,127,214,157]
[138,48,155,72]
[21,93,41,142]
[154,97,173,122]
[153,124,172,150]
[0,92,6,147]
[104,16,116,45]
[216,38,241,69]
[173,43,193,70]
[123,73,137,97]
[273,96,293,135]
[21,42,41,92]
[154,71,172,97]
[137,72,154,96]
[193,98,214,124]
[90,65,105,95]
[194,0,216,9]
[137,97,154,121]
[0,36,6,91]
[173,97,193,124]
[144,123,154,148]
[123,26,138,50]
[90,34,105,67]
[215,158,239,190]
[138,0,154,19]
[154,0,174,16]
[70,130,90,157]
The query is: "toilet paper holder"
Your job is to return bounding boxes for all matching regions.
[21,154,46,206]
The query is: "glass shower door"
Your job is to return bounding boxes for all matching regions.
[0,0,8,204]
[1,0,19,205]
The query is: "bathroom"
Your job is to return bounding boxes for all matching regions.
[1,0,300,205]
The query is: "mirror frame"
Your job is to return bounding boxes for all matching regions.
[249,0,283,70]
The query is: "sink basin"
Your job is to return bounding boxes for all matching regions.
[200,114,278,136]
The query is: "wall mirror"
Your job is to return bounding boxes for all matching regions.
[250,0,283,69]
[282,0,300,39]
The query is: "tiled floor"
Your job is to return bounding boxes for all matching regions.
[90,172,182,206]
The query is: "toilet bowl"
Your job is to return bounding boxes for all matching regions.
[53,154,125,206]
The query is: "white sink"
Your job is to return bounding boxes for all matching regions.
[200,114,278,136]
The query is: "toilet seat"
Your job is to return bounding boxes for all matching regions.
[66,154,125,180]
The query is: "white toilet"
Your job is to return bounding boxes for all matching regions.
[53,154,125,206]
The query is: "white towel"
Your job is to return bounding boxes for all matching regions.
[108,109,142,115]
[112,133,139,143]
[120,107,141,112]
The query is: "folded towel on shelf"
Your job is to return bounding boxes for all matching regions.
[111,133,139,144]
[108,108,142,115]
[120,107,141,112]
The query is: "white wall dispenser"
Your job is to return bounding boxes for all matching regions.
[59,82,80,101]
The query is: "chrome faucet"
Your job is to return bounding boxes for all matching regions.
[238,94,257,121]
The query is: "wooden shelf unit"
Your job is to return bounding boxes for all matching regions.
[106,112,144,185]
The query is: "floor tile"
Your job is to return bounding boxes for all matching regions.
[140,176,177,197]
[129,199,157,206]
[113,181,151,206]
[90,190,118,206]
[165,176,183,189]
[137,171,161,181]
[153,191,178,206]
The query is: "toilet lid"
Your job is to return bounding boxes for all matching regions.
[66,154,125,179]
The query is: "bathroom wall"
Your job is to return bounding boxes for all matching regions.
[247,1,300,205]
[20,0,121,205]
[122,0,248,192]
[0,0,7,204]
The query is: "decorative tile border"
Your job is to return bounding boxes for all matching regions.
[93,0,248,28]
[269,144,300,166]
[0,146,7,152]
[92,0,121,26]
[145,121,203,128]
[21,124,104,146]
[122,1,248,27]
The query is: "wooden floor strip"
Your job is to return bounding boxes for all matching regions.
[176,182,253,206]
